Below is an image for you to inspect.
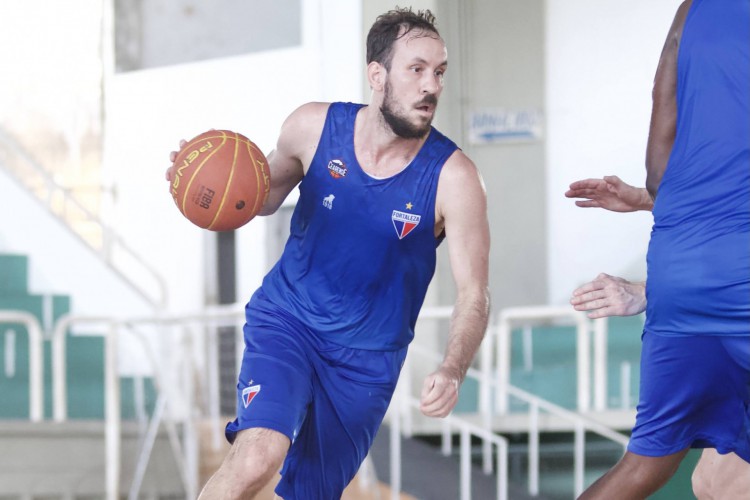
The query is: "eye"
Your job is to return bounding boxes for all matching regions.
[411,66,423,73]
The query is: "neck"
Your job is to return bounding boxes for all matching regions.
[355,105,428,167]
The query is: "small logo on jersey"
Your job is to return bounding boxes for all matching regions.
[327,159,347,179]
[392,210,421,239]
[323,194,335,209]
[242,384,261,408]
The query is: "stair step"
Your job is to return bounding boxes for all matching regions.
[0,421,184,498]
[0,254,29,295]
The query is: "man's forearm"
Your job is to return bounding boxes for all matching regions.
[441,289,490,383]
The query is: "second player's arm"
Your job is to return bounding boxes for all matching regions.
[645,1,690,199]
[420,152,490,418]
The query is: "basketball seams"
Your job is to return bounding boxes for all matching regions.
[180,132,229,216]
[207,131,239,230]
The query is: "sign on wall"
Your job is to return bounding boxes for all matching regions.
[468,108,544,145]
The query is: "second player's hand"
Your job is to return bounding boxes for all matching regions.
[420,367,460,418]
[565,175,653,212]
[570,273,647,318]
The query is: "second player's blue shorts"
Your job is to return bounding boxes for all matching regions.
[225,290,408,499]
[628,331,750,463]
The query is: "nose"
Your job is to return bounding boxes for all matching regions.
[421,73,441,94]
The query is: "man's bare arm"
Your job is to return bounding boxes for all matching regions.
[420,152,490,418]
[645,1,691,199]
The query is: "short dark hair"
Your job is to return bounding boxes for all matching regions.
[366,7,439,70]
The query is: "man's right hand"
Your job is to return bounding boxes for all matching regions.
[570,273,647,318]
[565,175,653,212]
[165,139,188,183]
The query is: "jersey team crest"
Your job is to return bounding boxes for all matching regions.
[242,384,261,408]
[392,210,421,239]
[327,159,347,179]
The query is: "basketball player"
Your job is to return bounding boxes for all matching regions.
[570,271,750,499]
[564,0,749,496]
[167,8,490,499]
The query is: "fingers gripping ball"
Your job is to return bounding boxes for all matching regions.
[170,130,271,231]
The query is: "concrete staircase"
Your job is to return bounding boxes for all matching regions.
[0,252,181,499]
[0,421,184,499]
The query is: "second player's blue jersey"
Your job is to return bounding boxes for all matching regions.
[259,102,459,350]
[646,0,750,336]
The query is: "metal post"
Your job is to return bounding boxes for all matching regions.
[528,403,539,496]
[105,322,121,500]
[460,427,471,500]
[593,318,608,411]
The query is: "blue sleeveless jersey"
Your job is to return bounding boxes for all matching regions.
[646,0,750,336]
[259,102,458,350]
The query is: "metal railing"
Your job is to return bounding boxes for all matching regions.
[398,306,630,499]
[494,306,599,414]
[9,302,631,499]
[49,306,244,500]
[389,391,510,500]
[0,311,44,422]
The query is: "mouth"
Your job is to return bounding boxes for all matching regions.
[415,96,438,115]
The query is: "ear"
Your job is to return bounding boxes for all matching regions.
[367,61,386,92]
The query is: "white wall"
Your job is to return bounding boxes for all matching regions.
[545,0,682,304]
[103,0,363,314]
[104,47,310,314]
[0,169,153,319]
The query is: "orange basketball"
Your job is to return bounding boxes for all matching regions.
[170,130,270,231]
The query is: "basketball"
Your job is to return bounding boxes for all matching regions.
[169,130,270,231]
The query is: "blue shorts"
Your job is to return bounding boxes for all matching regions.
[628,331,750,462]
[225,290,408,499]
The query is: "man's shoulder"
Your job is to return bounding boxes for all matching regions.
[279,102,332,142]
[435,147,483,194]
[288,101,332,123]
[285,102,365,132]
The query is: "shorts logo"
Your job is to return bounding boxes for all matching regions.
[323,194,335,209]
[392,210,421,239]
[327,159,347,179]
[242,384,261,408]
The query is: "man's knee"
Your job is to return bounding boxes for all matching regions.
[223,428,290,488]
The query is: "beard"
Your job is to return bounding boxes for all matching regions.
[380,80,436,139]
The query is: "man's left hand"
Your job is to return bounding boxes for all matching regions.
[420,367,461,418]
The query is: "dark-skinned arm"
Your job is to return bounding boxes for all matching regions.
[645,1,692,200]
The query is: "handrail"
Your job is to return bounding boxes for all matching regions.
[0,310,44,422]
[52,315,113,422]
[0,127,167,308]
[42,303,625,500]
[504,384,629,446]
[407,306,629,499]
[409,341,629,496]
[51,306,245,421]
[389,392,509,500]
[50,308,245,500]
[489,309,628,497]
[592,317,608,411]
[495,306,599,414]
